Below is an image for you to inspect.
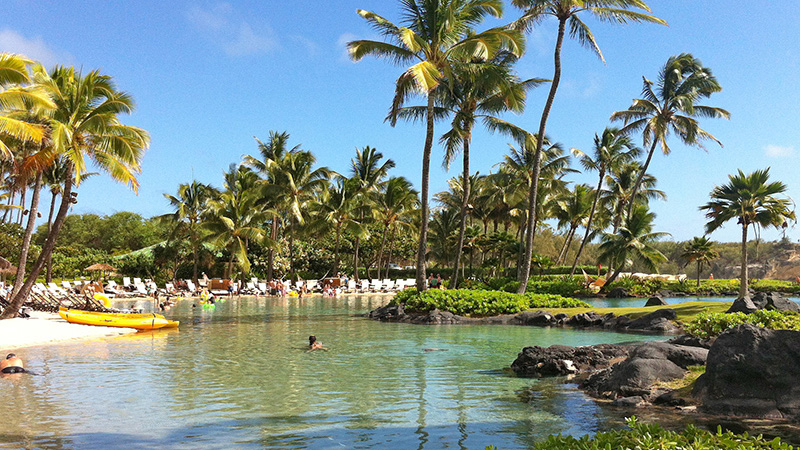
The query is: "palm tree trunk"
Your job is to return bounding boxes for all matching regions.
[11,172,43,298]
[17,185,27,225]
[333,223,342,274]
[518,17,567,294]
[416,93,435,291]
[227,245,235,279]
[191,220,199,285]
[571,172,604,275]
[451,131,471,289]
[267,219,278,280]
[696,260,701,287]
[353,236,360,282]
[387,226,397,275]
[2,167,74,319]
[45,189,58,283]
[626,140,658,220]
[556,226,576,265]
[739,223,749,298]
[289,221,296,282]
[376,223,389,280]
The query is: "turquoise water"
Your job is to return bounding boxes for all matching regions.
[0,296,667,449]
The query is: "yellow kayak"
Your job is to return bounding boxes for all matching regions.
[58,307,179,330]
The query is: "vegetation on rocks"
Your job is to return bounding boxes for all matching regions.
[687,310,800,339]
[391,288,589,317]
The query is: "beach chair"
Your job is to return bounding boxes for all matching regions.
[383,279,395,291]
[394,279,405,291]
[133,277,142,286]
[307,280,318,292]
[246,282,256,293]
[186,281,197,293]
[359,280,369,293]
[61,281,72,291]
[370,279,382,292]
[134,283,148,296]
[347,280,357,293]
[123,277,132,287]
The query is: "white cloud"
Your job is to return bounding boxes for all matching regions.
[765,145,795,158]
[186,3,278,56]
[0,29,72,68]
[290,35,320,57]
[337,33,358,63]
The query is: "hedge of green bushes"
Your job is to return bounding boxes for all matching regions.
[390,288,589,317]
[686,310,800,339]
[527,417,794,449]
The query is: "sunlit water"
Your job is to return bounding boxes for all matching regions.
[0,295,673,450]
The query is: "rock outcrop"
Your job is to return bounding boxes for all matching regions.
[583,341,708,400]
[511,344,630,378]
[693,324,800,419]
[726,291,800,314]
[644,296,668,307]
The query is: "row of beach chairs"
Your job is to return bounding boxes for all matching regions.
[237,278,417,295]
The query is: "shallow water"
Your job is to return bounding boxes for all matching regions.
[1,295,670,449]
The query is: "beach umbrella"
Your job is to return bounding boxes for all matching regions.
[85,263,117,282]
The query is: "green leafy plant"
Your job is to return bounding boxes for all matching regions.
[687,310,800,339]
[390,288,589,317]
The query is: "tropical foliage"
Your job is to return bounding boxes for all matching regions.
[391,287,589,316]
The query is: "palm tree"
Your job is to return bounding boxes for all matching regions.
[375,176,418,279]
[700,168,795,299]
[512,0,666,293]
[611,53,730,220]
[2,65,150,320]
[162,180,215,284]
[309,176,368,275]
[348,0,524,291]
[0,53,54,161]
[600,161,665,234]
[569,127,639,275]
[397,54,543,288]
[205,165,273,280]
[243,130,302,280]
[680,236,718,287]
[598,204,668,285]
[550,184,594,265]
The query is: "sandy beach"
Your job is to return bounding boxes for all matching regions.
[0,311,137,351]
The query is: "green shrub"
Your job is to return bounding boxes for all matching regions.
[526,276,591,297]
[390,288,590,317]
[686,310,800,339]
[533,416,794,449]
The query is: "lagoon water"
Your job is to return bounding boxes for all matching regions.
[0,295,674,450]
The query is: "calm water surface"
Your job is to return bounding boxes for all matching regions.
[1,295,671,449]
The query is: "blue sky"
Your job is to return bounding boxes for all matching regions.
[3,1,799,243]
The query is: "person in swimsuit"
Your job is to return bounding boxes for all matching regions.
[1,353,25,374]
[308,335,326,351]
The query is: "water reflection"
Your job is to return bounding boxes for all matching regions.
[3,295,669,449]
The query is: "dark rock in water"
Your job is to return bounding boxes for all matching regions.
[668,334,713,349]
[567,311,606,327]
[751,292,770,310]
[606,287,630,298]
[511,343,630,378]
[653,390,687,407]
[416,309,460,324]
[583,342,707,400]
[726,296,758,314]
[368,304,405,321]
[645,296,668,307]
[766,294,800,313]
[694,324,800,419]
[625,309,680,333]
[658,289,675,298]
[554,313,569,325]
[612,396,647,407]
[515,310,556,326]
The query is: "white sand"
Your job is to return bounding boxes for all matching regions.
[0,311,137,351]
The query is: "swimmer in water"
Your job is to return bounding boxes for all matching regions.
[1,353,26,374]
[308,335,327,351]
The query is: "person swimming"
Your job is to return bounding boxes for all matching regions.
[1,353,26,374]
[308,335,326,351]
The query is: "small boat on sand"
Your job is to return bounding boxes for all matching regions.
[58,307,179,330]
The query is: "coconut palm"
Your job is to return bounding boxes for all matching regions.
[600,161,665,234]
[512,0,666,293]
[700,168,795,299]
[680,236,718,287]
[2,65,150,319]
[611,53,730,219]
[569,127,640,275]
[205,166,274,279]
[550,184,594,265]
[244,131,302,280]
[348,0,524,290]
[597,204,668,285]
[375,176,418,279]
[309,176,368,274]
[0,53,54,160]
[162,180,216,284]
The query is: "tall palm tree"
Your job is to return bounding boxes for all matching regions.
[701,168,795,299]
[598,204,668,285]
[611,53,730,219]
[309,176,368,275]
[2,65,150,319]
[397,54,543,288]
[600,161,665,235]
[244,131,302,280]
[348,0,524,291]
[569,127,639,275]
[680,236,718,287]
[550,183,594,265]
[512,0,665,293]
[162,180,216,284]
[375,176,418,279]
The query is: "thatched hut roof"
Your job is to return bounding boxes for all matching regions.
[85,263,117,272]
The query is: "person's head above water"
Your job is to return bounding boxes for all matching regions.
[6,353,15,359]
[309,335,317,345]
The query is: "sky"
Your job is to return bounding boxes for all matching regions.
[2,1,799,244]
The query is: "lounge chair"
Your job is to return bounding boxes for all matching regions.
[258,282,268,295]
[370,279,382,292]
[123,277,132,288]
[394,279,405,291]
[359,280,369,293]
[383,279,395,291]
[346,280,357,293]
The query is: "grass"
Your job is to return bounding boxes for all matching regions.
[653,365,705,394]
[536,301,732,323]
